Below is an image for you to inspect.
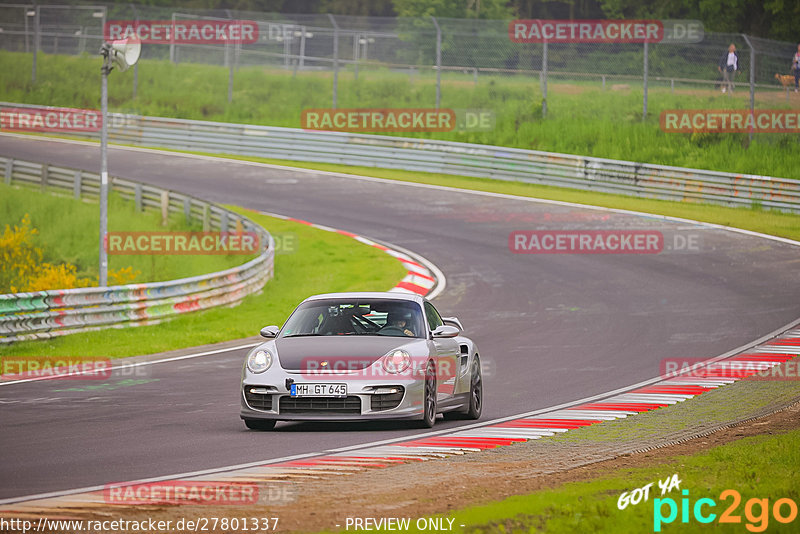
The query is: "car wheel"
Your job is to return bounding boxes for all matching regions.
[464,356,483,419]
[244,418,276,431]
[444,355,482,420]
[417,361,437,428]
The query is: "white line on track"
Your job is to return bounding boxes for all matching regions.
[4,315,798,507]
[3,133,799,249]
[2,133,799,506]
[0,343,260,387]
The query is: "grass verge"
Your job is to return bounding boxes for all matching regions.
[443,428,800,533]
[1,50,799,179]
[171,150,800,243]
[0,183,254,285]
[0,207,407,358]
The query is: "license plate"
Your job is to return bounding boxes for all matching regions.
[290,383,347,397]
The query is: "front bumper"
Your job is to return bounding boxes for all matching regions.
[240,377,425,422]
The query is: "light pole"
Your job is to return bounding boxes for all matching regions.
[98,37,140,287]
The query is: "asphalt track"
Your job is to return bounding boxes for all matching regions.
[1,135,799,500]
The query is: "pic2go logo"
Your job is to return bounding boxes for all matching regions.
[654,489,798,532]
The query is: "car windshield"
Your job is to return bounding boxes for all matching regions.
[280,299,425,338]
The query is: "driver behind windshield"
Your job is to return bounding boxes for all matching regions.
[384,311,416,337]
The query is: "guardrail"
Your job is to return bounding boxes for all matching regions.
[2,102,798,213]
[0,155,274,343]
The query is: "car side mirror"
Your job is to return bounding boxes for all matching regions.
[432,325,460,338]
[259,325,280,338]
[442,317,464,331]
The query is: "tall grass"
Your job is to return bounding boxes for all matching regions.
[0,209,407,357]
[2,50,798,179]
[0,183,254,284]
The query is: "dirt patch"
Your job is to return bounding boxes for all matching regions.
[262,401,800,531]
[13,399,798,533]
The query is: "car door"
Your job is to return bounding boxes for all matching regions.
[425,301,459,401]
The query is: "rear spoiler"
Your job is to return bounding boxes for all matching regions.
[442,317,464,332]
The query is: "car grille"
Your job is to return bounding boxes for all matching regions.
[279,396,361,414]
[244,387,273,411]
[371,387,405,411]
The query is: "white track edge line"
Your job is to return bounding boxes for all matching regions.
[3,133,798,249]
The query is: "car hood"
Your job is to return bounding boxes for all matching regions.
[275,336,421,371]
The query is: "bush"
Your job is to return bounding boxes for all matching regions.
[0,213,98,293]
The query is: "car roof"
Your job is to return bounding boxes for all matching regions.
[302,292,425,305]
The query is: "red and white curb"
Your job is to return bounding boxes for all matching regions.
[267,212,440,298]
[2,329,797,512]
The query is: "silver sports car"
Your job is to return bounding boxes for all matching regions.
[240,292,483,430]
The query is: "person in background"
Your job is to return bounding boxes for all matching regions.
[792,43,800,93]
[718,43,739,94]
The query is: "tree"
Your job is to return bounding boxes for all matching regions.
[393,0,514,19]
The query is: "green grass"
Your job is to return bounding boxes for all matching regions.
[2,50,799,179]
[356,428,800,533]
[0,183,252,285]
[0,207,407,358]
[168,152,800,243]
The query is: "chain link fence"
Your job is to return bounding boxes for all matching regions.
[1,4,798,119]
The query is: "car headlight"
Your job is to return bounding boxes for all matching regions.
[383,349,411,374]
[247,349,273,374]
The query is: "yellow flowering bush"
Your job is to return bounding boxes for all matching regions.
[0,214,139,293]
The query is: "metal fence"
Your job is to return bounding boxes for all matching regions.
[0,155,275,343]
[3,101,799,212]
[1,4,798,115]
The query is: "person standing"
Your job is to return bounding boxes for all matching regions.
[718,43,739,94]
[792,43,800,93]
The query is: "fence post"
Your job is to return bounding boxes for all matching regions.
[41,163,48,192]
[160,190,169,226]
[226,10,234,103]
[541,41,548,118]
[642,41,648,120]
[130,3,139,100]
[328,14,339,109]
[73,170,82,199]
[32,5,39,83]
[741,34,755,144]
[183,197,191,224]
[228,41,234,103]
[202,203,210,231]
[4,158,12,185]
[432,16,442,110]
[170,12,177,64]
[134,183,142,211]
[300,26,306,70]
[24,6,29,53]
[353,33,359,81]
[220,211,229,233]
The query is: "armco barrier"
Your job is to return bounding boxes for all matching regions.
[0,156,274,343]
[2,102,800,212]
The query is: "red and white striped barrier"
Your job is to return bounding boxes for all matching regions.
[2,221,797,512]
[273,213,439,297]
